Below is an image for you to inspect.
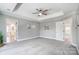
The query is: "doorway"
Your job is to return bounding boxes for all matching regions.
[6,19,18,43]
[56,17,73,44]
[56,21,64,41]
[63,17,73,44]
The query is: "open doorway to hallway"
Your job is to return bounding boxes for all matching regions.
[6,19,18,43]
[63,17,73,44]
[56,17,73,45]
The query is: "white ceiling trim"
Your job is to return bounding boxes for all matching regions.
[38,10,64,21]
[0,10,76,23]
[0,10,65,22]
[0,10,39,22]
[40,11,76,23]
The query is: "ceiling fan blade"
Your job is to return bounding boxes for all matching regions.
[42,12,47,15]
[32,12,39,14]
[43,13,47,15]
[43,9,48,12]
[13,3,22,12]
[36,8,43,12]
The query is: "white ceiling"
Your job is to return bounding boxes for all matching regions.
[0,3,79,21]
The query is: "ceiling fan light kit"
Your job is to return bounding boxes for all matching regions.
[32,8,50,16]
[38,13,42,16]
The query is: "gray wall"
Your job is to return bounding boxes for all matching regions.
[40,21,56,39]
[18,18,40,41]
[75,14,79,48]
[0,15,40,42]
[40,15,77,45]
[71,15,77,45]
[70,13,79,48]
[0,13,77,46]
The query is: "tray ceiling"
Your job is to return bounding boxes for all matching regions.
[0,3,79,21]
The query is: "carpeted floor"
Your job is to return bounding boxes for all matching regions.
[0,37,77,55]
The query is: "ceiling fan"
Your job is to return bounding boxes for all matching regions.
[32,8,51,16]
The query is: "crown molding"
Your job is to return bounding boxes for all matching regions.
[0,10,39,22]
[40,11,76,23]
[0,10,77,23]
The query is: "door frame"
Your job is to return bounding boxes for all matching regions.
[56,21,64,41]
[5,18,18,43]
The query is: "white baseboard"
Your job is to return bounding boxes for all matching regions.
[71,43,79,55]
[17,36,39,42]
[71,43,77,47]
[40,36,56,39]
[4,36,39,44]
[40,36,64,42]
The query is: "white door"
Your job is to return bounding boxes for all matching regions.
[56,21,64,41]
